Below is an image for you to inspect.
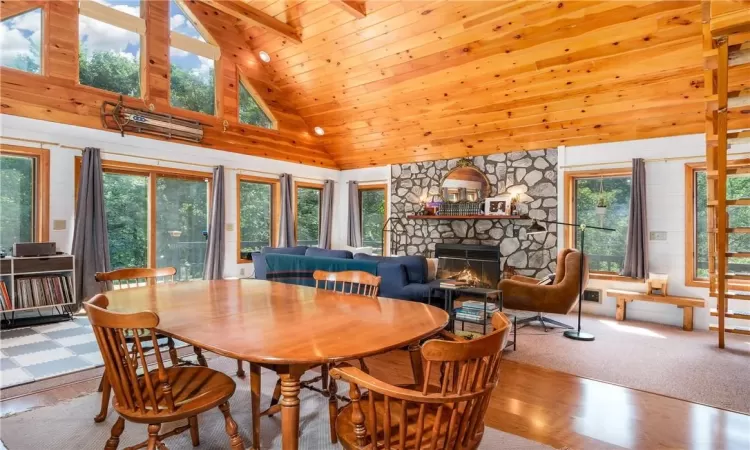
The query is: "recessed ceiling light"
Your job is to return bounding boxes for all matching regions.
[314,126,325,136]
[259,51,271,63]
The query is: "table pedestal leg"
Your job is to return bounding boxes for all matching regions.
[280,370,302,450]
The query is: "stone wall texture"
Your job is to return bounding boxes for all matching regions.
[390,149,558,278]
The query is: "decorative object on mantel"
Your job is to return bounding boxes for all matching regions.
[485,194,512,216]
[101,96,204,142]
[527,217,615,342]
[438,158,490,216]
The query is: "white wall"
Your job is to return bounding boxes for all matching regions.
[333,166,391,250]
[559,134,750,330]
[0,114,339,278]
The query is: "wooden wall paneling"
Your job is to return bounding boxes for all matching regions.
[143,0,170,111]
[0,0,45,20]
[201,0,302,43]
[46,0,78,82]
[330,1,367,19]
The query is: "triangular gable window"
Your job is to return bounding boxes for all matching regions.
[239,78,275,130]
[1,8,42,74]
[169,0,206,42]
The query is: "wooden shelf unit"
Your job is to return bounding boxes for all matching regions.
[407,215,523,220]
[0,254,76,329]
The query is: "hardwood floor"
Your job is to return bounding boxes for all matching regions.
[2,350,749,450]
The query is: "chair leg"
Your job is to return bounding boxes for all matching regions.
[166,337,179,366]
[146,424,161,450]
[193,346,208,367]
[188,416,200,447]
[236,359,246,378]
[358,358,369,374]
[328,375,338,444]
[321,363,329,395]
[250,363,261,450]
[97,373,105,392]
[95,372,111,423]
[269,378,282,416]
[104,416,125,450]
[219,402,245,450]
[541,316,574,330]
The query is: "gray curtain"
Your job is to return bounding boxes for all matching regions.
[347,181,363,247]
[72,148,110,306]
[278,173,296,247]
[621,158,648,278]
[203,166,225,280]
[318,180,335,249]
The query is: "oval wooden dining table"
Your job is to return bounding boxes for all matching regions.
[103,279,450,450]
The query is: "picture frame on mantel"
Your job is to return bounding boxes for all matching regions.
[485,194,511,215]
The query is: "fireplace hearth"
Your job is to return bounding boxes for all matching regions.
[435,243,502,289]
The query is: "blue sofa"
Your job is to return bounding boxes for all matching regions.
[251,247,431,302]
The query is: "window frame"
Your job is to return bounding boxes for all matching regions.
[358,183,388,255]
[0,6,47,76]
[685,159,750,290]
[0,144,50,243]
[75,157,212,269]
[168,0,220,117]
[564,168,639,282]
[293,181,323,247]
[76,0,146,99]
[237,70,277,130]
[236,174,280,263]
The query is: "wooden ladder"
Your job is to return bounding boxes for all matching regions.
[703,1,750,348]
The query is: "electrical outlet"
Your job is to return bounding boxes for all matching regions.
[52,220,67,231]
[226,223,235,232]
[239,268,245,276]
[582,289,601,303]
[649,231,667,241]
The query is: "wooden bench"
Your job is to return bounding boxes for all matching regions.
[606,289,706,331]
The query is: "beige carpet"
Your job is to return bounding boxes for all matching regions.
[504,313,750,414]
[0,357,553,450]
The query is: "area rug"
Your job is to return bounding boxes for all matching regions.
[505,313,750,414]
[0,357,553,450]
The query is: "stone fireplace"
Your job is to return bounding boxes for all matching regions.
[389,149,558,278]
[435,243,501,289]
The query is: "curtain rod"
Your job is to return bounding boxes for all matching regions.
[0,136,333,184]
[561,150,750,169]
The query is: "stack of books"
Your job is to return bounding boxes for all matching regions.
[14,275,74,309]
[0,281,11,311]
[454,300,499,322]
[439,279,468,289]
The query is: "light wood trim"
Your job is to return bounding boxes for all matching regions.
[563,168,633,276]
[237,69,278,130]
[79,0,146,35]
[0,144,50,243]
[330,0,367,19]
[236,174,280,263]
[293,180,324,244]
[358,183,388,253]
[684,159,750,290]
[170,31,220,61]
[0,1,44,21]
[174,0,219,46]
[201,0,302,44]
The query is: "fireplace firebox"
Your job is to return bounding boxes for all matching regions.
[435,243,502,289]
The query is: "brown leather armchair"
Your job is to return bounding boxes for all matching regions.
[498,248,589,330]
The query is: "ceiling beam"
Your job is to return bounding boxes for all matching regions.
[201,0,302,44]
[330,0,366,19]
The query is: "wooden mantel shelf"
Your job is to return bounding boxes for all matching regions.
[407,215,523,220]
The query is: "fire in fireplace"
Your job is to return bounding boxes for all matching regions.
[435,244,502,289]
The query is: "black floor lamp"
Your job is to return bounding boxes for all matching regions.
[527,219,615,341]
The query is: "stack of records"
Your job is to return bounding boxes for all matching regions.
[0,281,11,311]
[454,300,499,322]
[14,275,74,309]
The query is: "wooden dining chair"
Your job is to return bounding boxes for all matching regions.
[330,312,512,450]
[84,294,244,450]
[248,270,382,448]
[93,267,212,423]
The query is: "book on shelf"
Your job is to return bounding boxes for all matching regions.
[455,309,486,322]
[459,300,499,314]
[14,275,74,309]
[439,279,469,289]
[0,281,11,311]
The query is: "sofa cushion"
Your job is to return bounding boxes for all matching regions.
[261,246,308,255]
[354,254,428,284]
[399,283,431,302]
[305,248,353,259]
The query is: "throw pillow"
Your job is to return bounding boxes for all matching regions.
[537,274,556,285]
[426,258,439,281]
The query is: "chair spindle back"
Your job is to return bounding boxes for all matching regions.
[96,267,176,290]
[313,270,381,298]
[84,294,174,417]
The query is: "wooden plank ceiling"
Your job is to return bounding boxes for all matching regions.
[193,0,750,169]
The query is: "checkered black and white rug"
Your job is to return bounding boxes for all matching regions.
[0,317,103,389]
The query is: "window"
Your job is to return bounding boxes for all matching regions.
[78,159,211,281]
[566,170,632,275]
[0,8,42,74]
[169,0,219,115]
[237,175,279,261]
[0,146,49,250]
[295,183,322,247]
[359,185,387,255]
[78,0,144,97]
[686,161,750,287]
[239,75,275,129]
